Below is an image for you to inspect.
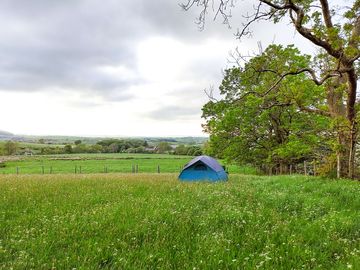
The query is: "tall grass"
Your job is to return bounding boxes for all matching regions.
[0,174,359,269]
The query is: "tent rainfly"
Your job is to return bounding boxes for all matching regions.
[178,155,228,181]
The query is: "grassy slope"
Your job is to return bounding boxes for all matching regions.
[0,174,359,269]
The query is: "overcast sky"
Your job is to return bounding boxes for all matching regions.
[0,0,316,137]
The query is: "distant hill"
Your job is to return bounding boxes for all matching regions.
[0,130,14,137]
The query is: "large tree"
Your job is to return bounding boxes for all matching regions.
[203,45,331,174]
[182,0,360,178]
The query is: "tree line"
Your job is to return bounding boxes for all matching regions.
[0,139,203,156]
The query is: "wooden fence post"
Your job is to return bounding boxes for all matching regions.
[16,167,19,175]
[304,161,307,175]
[290,164,292,175]
[157,165,160,173]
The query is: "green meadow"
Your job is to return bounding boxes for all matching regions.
[0,153,253,174]
[0,174,359,269]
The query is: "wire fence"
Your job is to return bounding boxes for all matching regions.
[0,164,189,175]
[0,163,253,175]
[0,159,320,176]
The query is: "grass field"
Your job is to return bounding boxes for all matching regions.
[0,153,254,175]
[0,174,359,269]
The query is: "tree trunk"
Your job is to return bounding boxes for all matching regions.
[348,120,357,178]
[326,73,357,178]
[345,67,358,178]
[337,131,351,178]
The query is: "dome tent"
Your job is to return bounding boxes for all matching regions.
[179,155,228,181]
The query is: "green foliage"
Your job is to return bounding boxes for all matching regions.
[73,143,88,153]
[203,45,331,170]
[3,141,19,156]
[157,142,172,154]
[97,139,148,153]
[186,145,203,156]
[174,145,203,156]
[40,146,64,155]
[0,174,359,269]
[64,144,73,154]
[173,144,188,155]
[74,140,82,145]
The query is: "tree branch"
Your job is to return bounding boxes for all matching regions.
[319,0,333,28]
[236,66,350,102]
[204,85,219,102]
[236,3,276,39]
[298,106,331,117]
[261,102,292,110]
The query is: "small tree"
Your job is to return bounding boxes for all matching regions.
[74,140,82,145]
[4,141,18,155]
[174,145,188,155]
[64,144,72,154]
[157,142,172,154]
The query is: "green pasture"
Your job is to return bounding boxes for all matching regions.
[0,174,359,269]
[0,154,254,174]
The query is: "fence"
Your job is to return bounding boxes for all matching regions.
[1,164,188,175]
[261,160,321,176]
[1,162,319,176]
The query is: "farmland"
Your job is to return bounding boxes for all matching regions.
[0,153,254,175]
[0,174,359,269]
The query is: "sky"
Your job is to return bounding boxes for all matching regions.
[0,0,317,137]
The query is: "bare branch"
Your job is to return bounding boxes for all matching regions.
[227,47,258,66]
[180,0,235,29]
[259,0,294,10]
[204,85,219,102]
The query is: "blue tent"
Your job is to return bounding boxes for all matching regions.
[179,155,228,182]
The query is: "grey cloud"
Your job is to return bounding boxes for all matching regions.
[147,105,200,121]
[0,0,149,95]
[0,0,251,102]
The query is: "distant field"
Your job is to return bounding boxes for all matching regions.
[0,174,359,269]
[0,141,64,149]
[0,153,254,174]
